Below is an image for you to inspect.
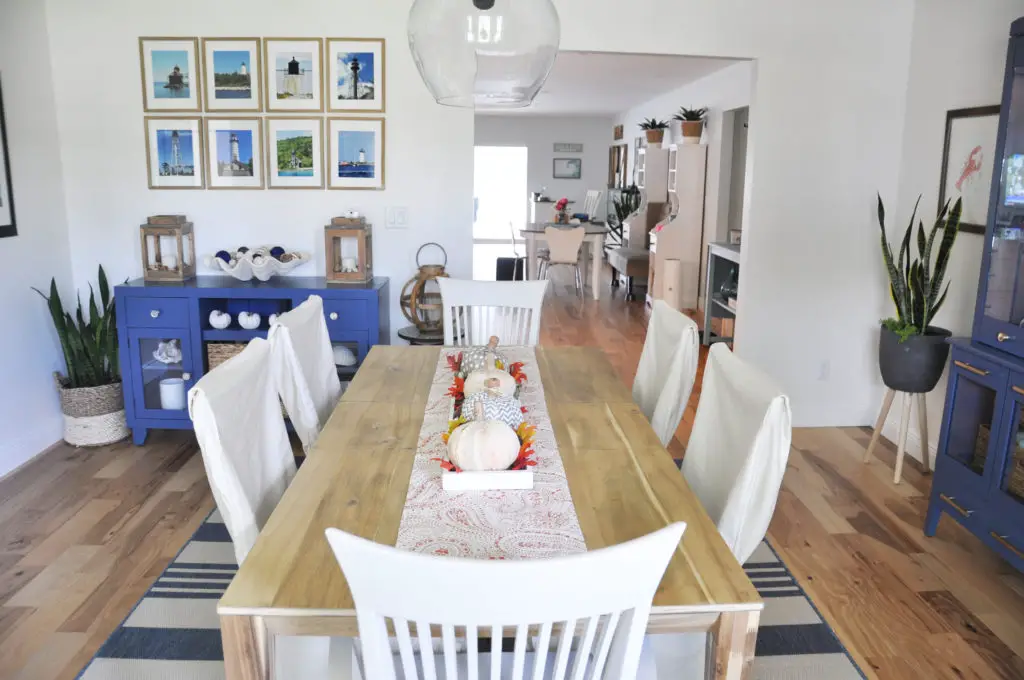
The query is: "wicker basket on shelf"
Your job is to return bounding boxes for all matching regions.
[972,424,1024,497]
[207,342,246,371]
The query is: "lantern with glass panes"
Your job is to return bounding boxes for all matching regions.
[140,218,196,282]
[325,219,373,283]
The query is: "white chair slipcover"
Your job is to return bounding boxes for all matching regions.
[632,300,700,447]
[269,295,342,451]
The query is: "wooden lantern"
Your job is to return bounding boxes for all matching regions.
[400,243,448,332]
[325,218,373,283]
[140,216,196,282]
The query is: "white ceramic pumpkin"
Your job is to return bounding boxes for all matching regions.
[465,363,517,397]
[448,402,521,472]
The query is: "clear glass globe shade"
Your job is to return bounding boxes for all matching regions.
[408,0,561,109]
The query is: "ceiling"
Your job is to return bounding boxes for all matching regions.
[479,51,743,117]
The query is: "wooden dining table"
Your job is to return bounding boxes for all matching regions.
[218,346,762,680]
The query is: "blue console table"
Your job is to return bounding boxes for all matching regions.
[114,276,390,445]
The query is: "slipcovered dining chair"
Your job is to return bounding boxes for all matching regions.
[539,226,587,298]
[632,300,701,447]
[582,189,604,220]
[438,278,548,347]
[268,295,342,451]
[325,522,685,679]
[645,344,791,678]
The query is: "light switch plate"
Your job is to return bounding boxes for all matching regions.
[386,207,409,229]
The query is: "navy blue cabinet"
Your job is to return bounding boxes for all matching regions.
[115,276,390,445]
[927,18,1024,572]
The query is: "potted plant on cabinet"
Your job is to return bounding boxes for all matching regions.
[33,265,129,447]
[673,107,708,145]
[639,118,669,147]
[875,195,963,393]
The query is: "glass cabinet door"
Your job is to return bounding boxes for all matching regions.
[127,329,193,419]
[995,377,1024,514]
[942,364,1003,479]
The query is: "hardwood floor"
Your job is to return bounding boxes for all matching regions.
[0,275,1023,679]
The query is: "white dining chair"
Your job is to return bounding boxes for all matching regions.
[632,300,700,447]
[438,278,548,347]
[269,295,343,451]
[324,522,685,680]
[540,226,587,298]
[582,189,604,220]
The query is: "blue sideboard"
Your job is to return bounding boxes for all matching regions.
[115,276,390,445]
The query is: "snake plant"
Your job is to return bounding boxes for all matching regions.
[877,195,962,341]
[33,265,120,388]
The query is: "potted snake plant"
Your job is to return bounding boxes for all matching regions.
[639,118,669,147]
[33,265,128,446]
[876,195,962,393]
[673,107,708,145]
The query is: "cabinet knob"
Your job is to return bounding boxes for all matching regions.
[998,332,1015,343]
[150,310,161,319]
[329,312,339,321]
[182,372,191,381]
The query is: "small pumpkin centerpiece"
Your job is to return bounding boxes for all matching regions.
[463,384,524,431]
[463,336,517,397]
[447,401,522,472]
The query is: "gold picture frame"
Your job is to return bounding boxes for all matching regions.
[139,37,202,113]
[205,117,265,190]
[327,117,385,191]
[325,37,386,113]
[263,38,324,112]
[143,116,205,190]
[201,37,263,113]
[265,117,325,190]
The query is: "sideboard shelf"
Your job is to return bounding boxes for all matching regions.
[115,275,390,445]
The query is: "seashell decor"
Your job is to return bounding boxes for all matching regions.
[204,245,311,282]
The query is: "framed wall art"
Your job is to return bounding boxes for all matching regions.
[264,38,323,112]
[266,117,324,190]
[0,79,16,237]
[938,105,1001,234]
[206,118,264,190]
[553,157,582,180]
[328,117,384,190]
[144,117,204,190]
[326,38,385,113]
[139,37,201,112]
[202,38,262,112]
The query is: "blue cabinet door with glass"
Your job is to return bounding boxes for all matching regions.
[125,328,194,421]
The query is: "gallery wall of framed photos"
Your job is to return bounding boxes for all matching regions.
[139,36,386,192]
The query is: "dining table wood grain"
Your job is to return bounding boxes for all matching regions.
[219,345,762,680]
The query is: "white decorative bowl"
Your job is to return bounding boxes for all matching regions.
[205,247,311,282]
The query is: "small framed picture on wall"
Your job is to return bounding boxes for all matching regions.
[266,117,324,190]
[264,38,324,112]
[326,38,385,113]
[139,37,201,112]
[328,117,385,190]
[206,118,264,190]
[0,79,16,237]
[202,38,262,112]
[553,157,582,180]
[938,105,1001,234]
[144,117,204,190]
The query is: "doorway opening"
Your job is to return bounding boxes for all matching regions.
[473,145,528,280]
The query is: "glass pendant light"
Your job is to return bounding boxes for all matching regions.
[408,0,560,109]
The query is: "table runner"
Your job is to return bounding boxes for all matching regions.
[394,347,587,559]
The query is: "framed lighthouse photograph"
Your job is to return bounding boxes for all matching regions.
[328,117,385,191]
[144,117,204,189]
[266,117,324,190]
[327,38,385,113]
[139,38,201,112]
[264,38,323,112]
[205,118,264,190]
[202,38,262,112]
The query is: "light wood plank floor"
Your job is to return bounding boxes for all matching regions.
[1,275,1023,679]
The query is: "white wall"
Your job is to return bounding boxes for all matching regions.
[0,0,73,477]
[43,0,475,342]
[474,114,614,221]
[882,0,1024,463]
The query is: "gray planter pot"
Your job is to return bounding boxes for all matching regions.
[878,326,952,393]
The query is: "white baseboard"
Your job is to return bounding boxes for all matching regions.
[880,419,938,470]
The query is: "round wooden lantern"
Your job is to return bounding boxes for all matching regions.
[400,243,449,332]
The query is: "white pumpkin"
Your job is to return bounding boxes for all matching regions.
[462,336,508,374]
[465,362,517,397]
[448,402,521,472]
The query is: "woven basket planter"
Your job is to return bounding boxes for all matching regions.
[54,373,129,447]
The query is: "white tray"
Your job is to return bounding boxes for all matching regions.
[442,469,534,492]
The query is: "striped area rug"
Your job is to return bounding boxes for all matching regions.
[77,511,864,679]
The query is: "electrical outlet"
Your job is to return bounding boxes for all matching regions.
[386,207,409,229]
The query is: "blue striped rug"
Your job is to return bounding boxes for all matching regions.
[77,510,864,679]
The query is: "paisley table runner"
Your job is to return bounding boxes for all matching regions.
[394,347,587,559]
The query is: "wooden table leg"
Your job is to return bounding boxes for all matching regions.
[591,234,604,301]
[222,615,270,680]
[525,234,537,281]
[706,610,760,680]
